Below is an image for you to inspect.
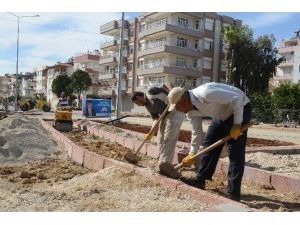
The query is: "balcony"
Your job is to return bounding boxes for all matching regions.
[99,70,127,80]
[139,20,203,39]
[278,60,294,67]
[137,63,200,78]
[99,55,117,65]
[101,40,117,49]
[278,46,295,54]
[272,74,293,81]
[138,42,201,58]
[100,20,129,35]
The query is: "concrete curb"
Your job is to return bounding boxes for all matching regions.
[73,120,300,195]
[40,119,252,212]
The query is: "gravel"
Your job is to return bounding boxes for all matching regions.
[0,115,58,165]
[222,152,300,178]
[0,165,207,211]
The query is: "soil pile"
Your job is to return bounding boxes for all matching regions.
[0,115,58,165]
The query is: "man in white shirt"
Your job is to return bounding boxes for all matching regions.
[168,82,252,201]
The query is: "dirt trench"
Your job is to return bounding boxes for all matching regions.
[65,129,300,212]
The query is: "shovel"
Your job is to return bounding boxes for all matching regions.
[174,121,254,170]
[123,105,170,163]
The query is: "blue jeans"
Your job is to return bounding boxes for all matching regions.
[197,103,252,197]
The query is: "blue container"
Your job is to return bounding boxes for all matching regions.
[82,99,112,117]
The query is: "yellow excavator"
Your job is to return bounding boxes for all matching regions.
[19,93,51,112]
[53,93,73,132]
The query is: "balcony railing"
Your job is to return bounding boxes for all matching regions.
[139,19,203,38]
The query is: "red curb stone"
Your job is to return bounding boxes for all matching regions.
[243,166,272,186]
[271,174,300,194]
[84,151,105,171]
[176,183,228,206]
[108,133,117,142]
[146,144,159,158]
[104,158,136,171]
[124,138,135,149]
[71,146,85,165]
[115,135,125,146]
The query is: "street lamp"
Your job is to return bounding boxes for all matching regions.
[7,12,40,112]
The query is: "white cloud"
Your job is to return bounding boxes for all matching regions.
[0,12,122,74]
[243,12,296,29]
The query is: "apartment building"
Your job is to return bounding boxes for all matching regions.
[0,76,10,98]
[73,50,101,97]
[100,12,241,112]
[46,62,73,107]
[20,72,37,98]
[34,66,48,96]
[274,30,300,85]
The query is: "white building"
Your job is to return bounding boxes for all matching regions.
[46,63,73,108]
[274,30,300,85]
[35,66,48,96]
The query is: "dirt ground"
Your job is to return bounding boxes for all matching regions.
[111,122,295,147]
[0,116,209,212]
[66,129,300,212]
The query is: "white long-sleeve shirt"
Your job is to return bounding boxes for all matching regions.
[187,82,250,154]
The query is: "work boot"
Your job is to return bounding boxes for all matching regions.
[156,162,181,179]
[227,194,241,202]
[180,176,205,189]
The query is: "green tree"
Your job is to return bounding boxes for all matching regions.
[70,70,92,107]
[51,74,73,97]
[221,25,283,94]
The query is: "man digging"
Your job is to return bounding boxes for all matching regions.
[131,84,184,179]
[168,82,252,201]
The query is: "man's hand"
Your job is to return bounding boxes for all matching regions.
[144,133,153,142]
[230,124,242,140]
[182,155,194,167]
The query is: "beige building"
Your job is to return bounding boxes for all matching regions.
[34,66,48,96]
[100,12,241,112]
[46,62,74,107]
[0,76,10,98]
[273,30,300,85]
[73,51,101,97]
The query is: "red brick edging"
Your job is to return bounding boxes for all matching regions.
[40,119,251,212]
[74,120,300,195]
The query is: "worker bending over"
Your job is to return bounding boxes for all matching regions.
[168,82,252,201]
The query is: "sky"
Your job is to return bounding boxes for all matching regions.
[1,12,300,75]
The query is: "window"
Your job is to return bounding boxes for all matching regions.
[195,20,199,30]
[202,76,211,84]
[204,38,214,51]
[177,37,187,48]
[128,44,134,54]
[205,18,214,31]
[193,59,198,69]
[175,77,185,87]
[203,58,212,69]
[178,18,188,28]
[128,27,134,37]
[176,58,186,68]
[149,77,165,86]
[194,40,198,50]
[127,78,132,88]
[128,62,133,71]
[192,79,197,88]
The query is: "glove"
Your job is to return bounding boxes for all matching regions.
[230,124,242,140]
[144,133,153,142]
[182,155,194,167]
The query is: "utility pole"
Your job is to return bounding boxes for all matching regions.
[116,12,125,119]
[7,12,40,112]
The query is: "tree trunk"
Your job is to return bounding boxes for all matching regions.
[77,93,80,108]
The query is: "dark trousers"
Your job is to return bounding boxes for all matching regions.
[197,103,252,197]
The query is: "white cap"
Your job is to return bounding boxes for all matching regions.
[167,87,186,112]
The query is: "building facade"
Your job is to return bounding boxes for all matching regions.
[73,51,101,97]
[20,72,37,98]
[46,63,73,107]
[274,30,300,85]
[35,66,48,96]
[100,12,241,113]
